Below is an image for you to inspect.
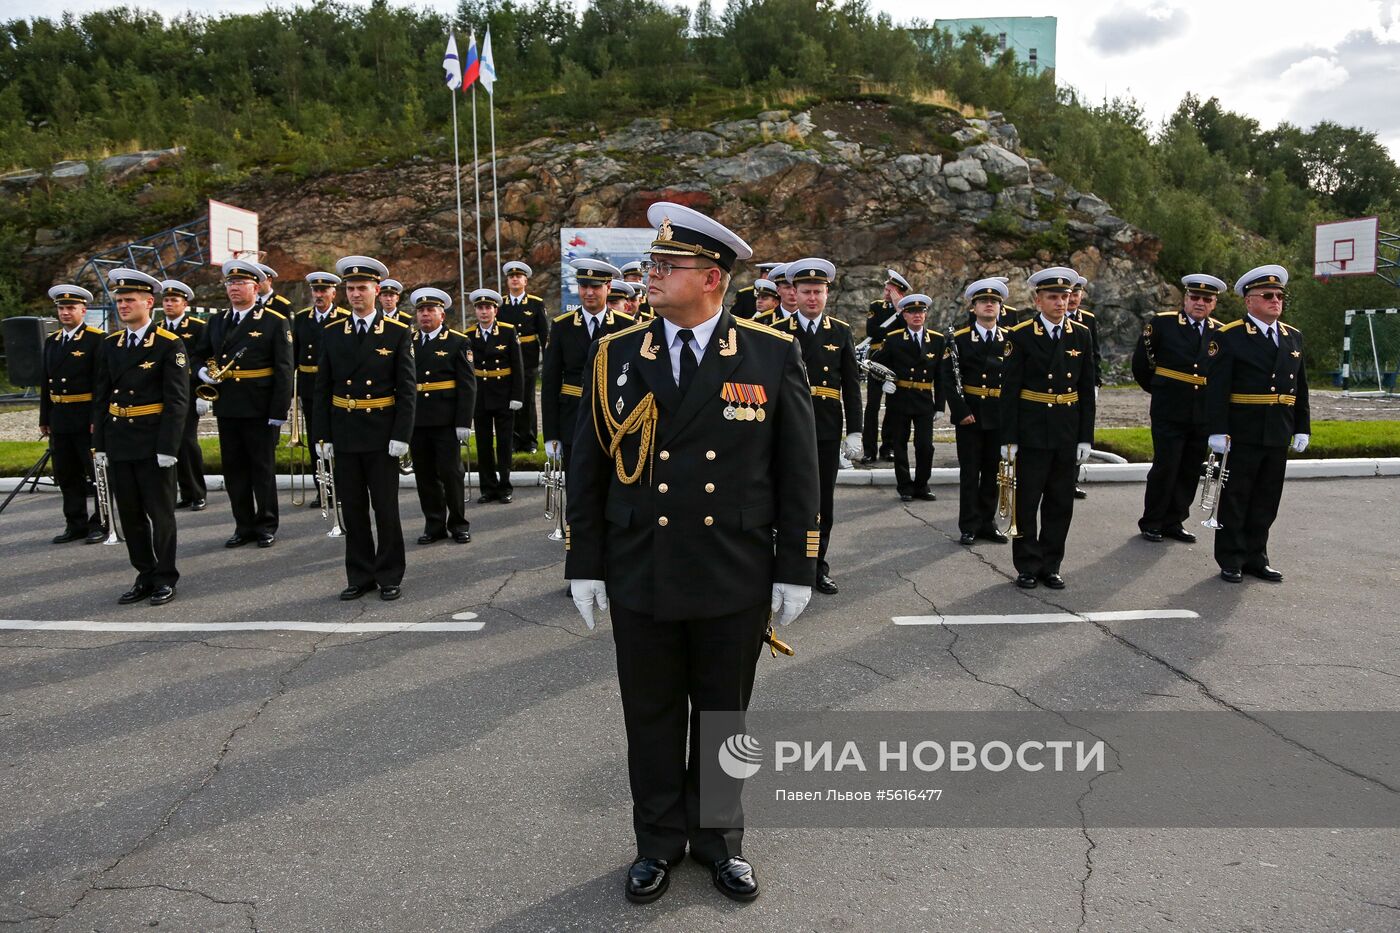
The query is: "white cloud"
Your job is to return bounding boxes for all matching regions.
[1280,55,1351,92]
[1087,3,1190,55]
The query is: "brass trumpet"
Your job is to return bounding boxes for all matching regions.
[995,452,1021,538]
[92,449,122,545]
[315,447,344,537]
[1198,438,1230,530]
[289,376,307,507]
[543,452,566,542]
[195,347,247,402]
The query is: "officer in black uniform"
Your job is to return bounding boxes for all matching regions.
[39,284,105,544]
[862,269,909,463]
[1132,273,1225,543]
[378,278,405,322]
[409,287,476,544]
[566,201,819,906]
[193,259,294,549]
[750,278,780,319]
[725,261,779,319]
[293,271,348,505]
[92,268,189,606]
[874,292,946,502]
[464,289,524,503]
[256,263,296,318]
[1205,264,1309,584]
[608,279,636,319]
[943,277,1011,545]
[541,258,632,471]
[313,255,416,601]
[620,260,655,321]
[499,260,550,454]
[774,257,862,594]
[157,279,208,511]
[999,267,1097,589]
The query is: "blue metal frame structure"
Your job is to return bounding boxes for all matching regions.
[75,215,208,328]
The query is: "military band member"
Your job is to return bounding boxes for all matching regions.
[999,267,1097,589]
[39,284,105,544]
[499,260,550,454]
[566,202,819,905]
[313,256,415,601]
[1132,274,1225,543]
[619,260,654,321]
[873,293,946,502]
[753,263,798,327]
[775,258,862,595]
[751,278,780,318]
[862,269,909,463]
[1205,265,1309,584]
[157,279,208,511]
[293,272,348,504]
[255,263,296,318]
[1066,276,1101,499]
[943,278,1010,545]
[379,278,405,321]
[409,288,476,544]
[608,278,635,317]
[92,269,189,605]
[541,258,632,471]
[465,289,524,503]
[725,261,779,319]
[193,260,294,548]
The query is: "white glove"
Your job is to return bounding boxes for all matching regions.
[456,427,470,443]
[544,439,562,459]
[1291,433,1309,453]
[1208,434,1229,455]
[268,419,286,427]
[388,440,410,458]
[1095,386,1100,401]
[1000,443,1018,460]
[771,583,813,627]
[1076,442,1092,464]
[570,579,609,630]
[881,380,896,395]
[93,452,109,469]
[195,399,212,416]
[317,441,334,460]
[843,432,862,460]
[508,400,523,411]
[197,367,217,385]
[156,454,177,468]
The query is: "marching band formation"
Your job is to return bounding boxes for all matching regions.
[34,200,1310,902]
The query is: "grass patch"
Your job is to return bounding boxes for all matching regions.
[1095,421,1400,463]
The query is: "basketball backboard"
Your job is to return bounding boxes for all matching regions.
[208,199,259,265]
[1315,217,1378,278]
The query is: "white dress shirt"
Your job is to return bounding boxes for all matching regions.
[663,308,723,383]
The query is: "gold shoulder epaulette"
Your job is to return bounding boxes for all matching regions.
[322,317,343,330]
[527,294,542,302]
[84,325,104,336]
[106,330,123,340]
[261,308,287,321]
[1219,319,1244,332]
[553,310,574,323]
[886,327,904,336]
[928,328,944,337]
[1008,318,1035,332]
[736,316,793,341]
[1154,310,1178,317]
[953,326,971,336]
[156,328,178,341]
[737,285,754,294]
[1077,309,1096,319]
[828,316,849,328]
[496,321,515,329]
[384,316,408,328]
[613,311,635,322]
[449,328,469,338]
[601,319,651,344]
[463,324,479,333]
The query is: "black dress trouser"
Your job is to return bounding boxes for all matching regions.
[1011,443,1077,577]
[218,416,279,537]
[411,425,468,537]
[1213,441,1287,572]
[333,449,405,588]
[887,410,933,495]
[109,458,178,587]
[1140,419,1209,532]
[175,402,206,502]
[513,367,539,450]
[475,405,515,497]
[955,423,1001,535]
[815,438,839,578]
[50,431,100,533]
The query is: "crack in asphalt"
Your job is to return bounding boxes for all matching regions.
[841,655,897,682]
[87,883,257,932]
[1236,662,1400,681]
[460,563,589,639]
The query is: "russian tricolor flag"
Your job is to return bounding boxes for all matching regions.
[462,30,481,89]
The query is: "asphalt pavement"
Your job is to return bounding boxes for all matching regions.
[1,477,1397,932]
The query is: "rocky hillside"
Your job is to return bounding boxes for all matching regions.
[34,101,1176,359]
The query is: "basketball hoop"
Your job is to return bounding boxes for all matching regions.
[208,199,260,266]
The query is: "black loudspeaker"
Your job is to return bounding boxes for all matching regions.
[2,316,59,387]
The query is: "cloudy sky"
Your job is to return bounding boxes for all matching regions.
[3,0,1397,157]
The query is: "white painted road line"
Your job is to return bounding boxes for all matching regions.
[893,609,1200,626]
[0,618,485,634]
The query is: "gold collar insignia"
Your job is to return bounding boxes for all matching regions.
[718,328,738,357]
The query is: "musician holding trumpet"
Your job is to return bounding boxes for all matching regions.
[408,287,476,545]
[872,292,946,504]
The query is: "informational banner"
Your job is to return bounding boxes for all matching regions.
[558,227,653,312]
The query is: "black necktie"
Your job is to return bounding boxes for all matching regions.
[1051,325,1062,342]
[588,317,598,340]
[677,329,698,394]
[1266,326,1277,346]
[357,320,368,337]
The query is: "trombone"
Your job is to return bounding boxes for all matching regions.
[995,451,1021,539]
[196,347,247,402]
[288,376,307,507]
[315,448,344,537]
[1198,437,1230,530]
[92,449,123,545]
[543,452,566,541]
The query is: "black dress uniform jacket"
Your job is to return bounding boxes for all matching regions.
[942,324,1005,430]
[293,305,349,390]
[93,327,190,461]
[463,321,524,411]
[541,308,632,445]
[158,313,209,499]
[39,325,103,435]
[865,300,901,351]
[497,293,550,370]
[1068,307,1103,386]
[874,327,948,416]
[192,304,294,419]
[1205,318,1310,445]
[1132,311,1219,425]
[413,327,477,428]
[729,285,757,319]
[565,312,821,620]
[776,313,862,439]
[312,312,416,453]
[1000,316,1097,448]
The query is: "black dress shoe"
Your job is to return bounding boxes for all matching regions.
[1163,527,1197,544]
[1245,565,1284,582]
[859,455,876,465]
[898,493,913,502]
[815,574,838,595]
[175,499,192,509]
[148,585,176,606]
[190,499,207,512]
[914,490,936,501]
[225,534,252,548]
[118,584,153,605]
[51,529,83,544]
[978,530,1010,544]
[711,856,759,902]
[257,534,275,548]
[477,493,497,504]
[1219,567,1243,583]
[379,585,401,601]
[84,528,107,544]
[1140,528,1164,543]
[1074,486,1088,499]
[1039,572,1066,589]
[959,532,976,545]
[417,533,446,545]
[1016,573,1038,589]
[340,583,377,600]
[452,530,472,543]
[498,493,514,504]
[625,857,673,904]
[880,450,895,462]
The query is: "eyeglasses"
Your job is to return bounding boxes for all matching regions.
[1250,291,1285,302]
[637,260,707,278]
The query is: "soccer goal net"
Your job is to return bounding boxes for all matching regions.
[1342,308,1400,397]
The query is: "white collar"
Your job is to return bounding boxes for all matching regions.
[581,308,606,328]
[126,322,150,344]
[313,305,331,318]
[1039,313,1066,334]
[1247,313,1279,334]
[798,313,822,331]
[352,311,376,327]
[230,302,256,317]
[778,307,796,318]
[975,322,997,341]
[908,326,925,340]
[61,324,83,338]
[421,325,442,341]
[507,291,526,303]
[663,307,723,349]
[164,313,185,329]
